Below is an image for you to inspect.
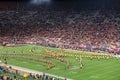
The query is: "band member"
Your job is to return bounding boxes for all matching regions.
[4,58,7,65]
[80,57,83,69]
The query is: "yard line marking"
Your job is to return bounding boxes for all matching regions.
[0,64,73,80]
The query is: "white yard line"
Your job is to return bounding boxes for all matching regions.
[1,64,73,80]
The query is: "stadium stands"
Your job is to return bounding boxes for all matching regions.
[0,5,120,54]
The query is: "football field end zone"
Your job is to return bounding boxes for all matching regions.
[0,63,73,80]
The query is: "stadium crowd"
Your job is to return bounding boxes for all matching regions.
[0,65,61,80]
[0,4,120,53]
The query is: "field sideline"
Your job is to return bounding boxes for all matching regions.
[0,45,120,80]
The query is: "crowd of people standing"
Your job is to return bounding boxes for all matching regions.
[0,4,120,53]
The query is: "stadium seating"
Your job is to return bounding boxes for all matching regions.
[0,5,120,54]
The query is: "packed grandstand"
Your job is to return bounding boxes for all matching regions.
[0,4,120,54]
[0,1,120,80]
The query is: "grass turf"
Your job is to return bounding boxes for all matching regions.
[0,45,120,80]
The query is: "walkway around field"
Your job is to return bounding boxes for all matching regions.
[0,63,73,80]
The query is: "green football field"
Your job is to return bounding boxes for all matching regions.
[0,45,120,80]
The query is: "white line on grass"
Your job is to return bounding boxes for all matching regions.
[6,64,73,80]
